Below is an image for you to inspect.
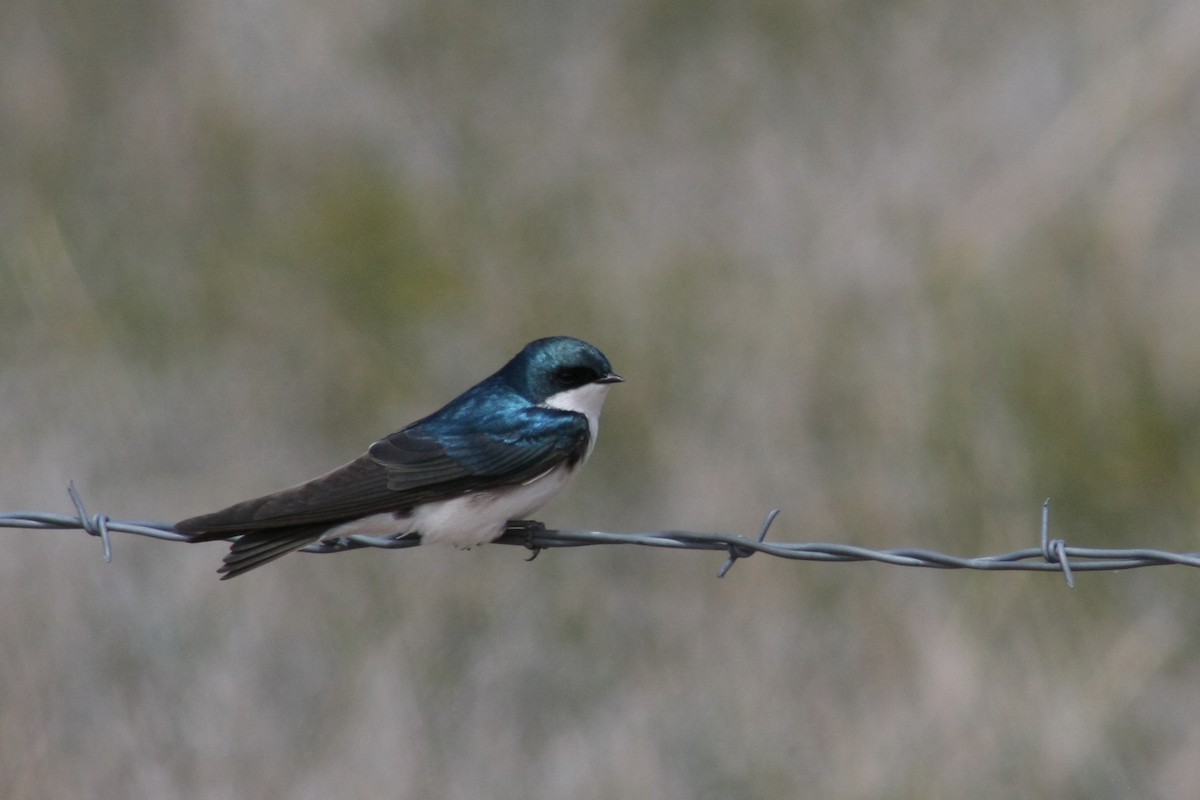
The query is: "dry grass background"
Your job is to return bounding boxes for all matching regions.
[4,0,1200,797]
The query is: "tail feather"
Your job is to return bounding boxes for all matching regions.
[216,528,326,580]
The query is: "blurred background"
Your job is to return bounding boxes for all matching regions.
[4,0,1200,797]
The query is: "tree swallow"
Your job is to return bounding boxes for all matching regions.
[178,336,622,579]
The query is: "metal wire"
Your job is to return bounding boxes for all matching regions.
[6,485,1200,586]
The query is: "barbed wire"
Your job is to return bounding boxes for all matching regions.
[5,483,1200,587]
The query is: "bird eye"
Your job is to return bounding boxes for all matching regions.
[554,366,594,387]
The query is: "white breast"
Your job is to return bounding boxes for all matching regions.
[540,381,615,460]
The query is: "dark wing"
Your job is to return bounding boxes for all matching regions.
[176,454,396,536]
[177,407,590,537]
[367,408,591,496]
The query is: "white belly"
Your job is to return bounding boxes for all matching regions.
[321,462,577,548]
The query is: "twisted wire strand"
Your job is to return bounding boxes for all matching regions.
[6,485,1200,586]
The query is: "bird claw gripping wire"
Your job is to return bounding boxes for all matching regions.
[506,519,548,561]
[717,508,780,577]
[68,481,113,563]
[1039,499,1074,588]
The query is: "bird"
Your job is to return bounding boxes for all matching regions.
[177,336,622,579]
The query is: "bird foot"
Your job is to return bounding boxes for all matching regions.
[507,519,546,560]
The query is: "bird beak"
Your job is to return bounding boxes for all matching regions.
[597,372,624,384]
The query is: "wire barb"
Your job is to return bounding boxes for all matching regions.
[717,508,780,578]
[68,480,113,563]
[6,485,1200,584]
[1038,499,1075,588]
